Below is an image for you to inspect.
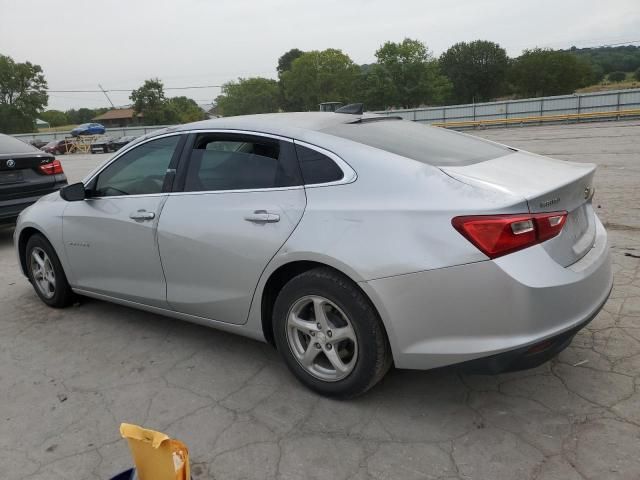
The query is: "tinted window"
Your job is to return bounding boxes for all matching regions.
[295,145,343,185]
[184,135,300,192]
[322,119,510,166]
[94,135,180,197]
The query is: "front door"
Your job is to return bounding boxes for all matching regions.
[158,132,306,324]
[63,134,183,307]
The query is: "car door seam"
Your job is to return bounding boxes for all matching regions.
[242,185,309,325]
[154,194,173,309]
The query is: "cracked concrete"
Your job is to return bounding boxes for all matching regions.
[1,120,639,479]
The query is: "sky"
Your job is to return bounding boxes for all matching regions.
[1,0,639,111]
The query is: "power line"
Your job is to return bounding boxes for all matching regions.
[43,84,224,93]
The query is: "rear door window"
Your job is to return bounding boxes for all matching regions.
[182,134,302,192]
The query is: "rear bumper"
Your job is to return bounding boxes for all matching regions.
[362,217,613,370]
[0,183,66,223]
[458,284,610,373]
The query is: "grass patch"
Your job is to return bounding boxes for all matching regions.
[38,124,77,133]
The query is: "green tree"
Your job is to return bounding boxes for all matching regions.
[277,48,305,110]
[65,107,102,124]
[280,49,360,111]
[372,38,451,108]
[166,96,206,123]
[0,54,48,134]
[635,67,640,82]
[569,45,640,75]
[130,78,178,125]
[215,77,280,116]
[439,40,509,103]
[277,48,304,75]
[510,48,592,97]
[354,64,396,111]
[589,63,605,84]
[40,109,69,127]
[608,71,626,82]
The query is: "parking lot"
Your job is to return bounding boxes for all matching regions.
[1,120,639,480]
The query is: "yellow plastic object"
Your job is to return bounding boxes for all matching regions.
[120,423,190,480]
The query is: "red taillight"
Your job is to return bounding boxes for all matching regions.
[452,211,567,259]
[38,159,64,175]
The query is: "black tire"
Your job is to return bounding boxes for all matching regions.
[25,233,74,308]
[273,267,392,398]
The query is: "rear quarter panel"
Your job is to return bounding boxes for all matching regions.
[278,132,530,281]
[244,132,531,341]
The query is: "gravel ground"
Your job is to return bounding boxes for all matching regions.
[1,121,639,480]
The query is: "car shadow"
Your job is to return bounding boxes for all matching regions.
[0,224,15,248]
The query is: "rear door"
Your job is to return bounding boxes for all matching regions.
[157,131,306,324]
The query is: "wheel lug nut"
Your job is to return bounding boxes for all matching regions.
[326,343,332,350]
[326,330,332,337]
[315,343,321,349]
[316,323,322,330]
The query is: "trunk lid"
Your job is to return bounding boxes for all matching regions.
[0,151,57,199]
[441,150,597,267]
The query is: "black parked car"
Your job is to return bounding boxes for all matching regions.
[0,134,67,224]
[90,136,115,154]
[26,139,48,149]
[110,135,138,152]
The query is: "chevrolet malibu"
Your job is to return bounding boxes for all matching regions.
[14,113,612,397]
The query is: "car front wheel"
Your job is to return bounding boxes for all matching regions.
[273,267,392,398]
[25,234,74,308]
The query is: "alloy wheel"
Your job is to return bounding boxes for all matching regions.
[30,247,56,299]
[286,295,358,381]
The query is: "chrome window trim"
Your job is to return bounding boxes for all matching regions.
[293,139,357,188]
[83,129,357,200]
[186,128,294,143]
[82,131,185,186]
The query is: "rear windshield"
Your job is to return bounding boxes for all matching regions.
[321,119,511,166]
[0,134,39,155]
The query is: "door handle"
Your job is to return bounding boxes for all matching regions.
[129,210,155,221]
[244,210,280,223]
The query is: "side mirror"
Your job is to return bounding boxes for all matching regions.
[60,182,86,202]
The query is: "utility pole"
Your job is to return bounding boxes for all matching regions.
[98,84,115,109]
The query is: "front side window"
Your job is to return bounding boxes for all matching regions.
[183,134,300,192]
[94,135,180,197]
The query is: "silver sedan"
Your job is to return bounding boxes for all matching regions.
[14,113,612,397]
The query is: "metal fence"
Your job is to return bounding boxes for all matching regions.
[374,88,640,127]
[13,125,172,143]
[11,88,640,142]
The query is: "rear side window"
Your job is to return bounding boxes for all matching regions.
[183,134,301,192]
[322,119,510,166]
[295,145,343,185]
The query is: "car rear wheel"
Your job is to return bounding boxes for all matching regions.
[273,267,392,398]
[25,234,73,308]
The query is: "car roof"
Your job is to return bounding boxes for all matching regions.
[149,112,389,139]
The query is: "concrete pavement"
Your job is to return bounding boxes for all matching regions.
[1,121,639,479]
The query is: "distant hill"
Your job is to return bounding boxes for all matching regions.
[565,45,640,74]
